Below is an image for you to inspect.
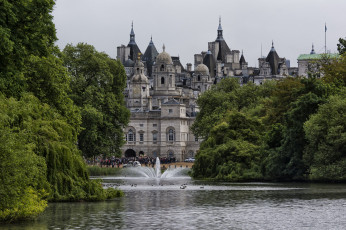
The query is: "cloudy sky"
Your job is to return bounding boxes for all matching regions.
[53,0,346,68]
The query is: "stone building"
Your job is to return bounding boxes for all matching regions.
[253,42,289,85]
[118,31,206,159]
[297,44,338,78]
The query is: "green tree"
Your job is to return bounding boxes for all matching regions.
[62,43,130,159]
[0,0,57,98]
[193,110,263,181]
[337,38,346,55]
[262,78,328,180]
[304,91,346,181]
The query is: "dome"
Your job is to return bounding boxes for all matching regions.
[135,60,144,68]
[156,44,173,65]
[132,73,148,83]
[124,59,135,67]
[195,63,209,75]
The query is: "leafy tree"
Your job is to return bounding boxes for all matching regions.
[0,127,48,222]
[262,78,328,180]
[193,110,263,181]
[304,91,346,181]
[0,0,57,98]
[62,43,130,159]
[337,38,346,55]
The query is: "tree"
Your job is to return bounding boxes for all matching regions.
[304,91,346,181]
[62,43,130,159]
[192,110,263,181]
[337,38,346,55]
[0,0,57,98]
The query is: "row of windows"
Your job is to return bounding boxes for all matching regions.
[126,129,199,143]
[126,129,175,143]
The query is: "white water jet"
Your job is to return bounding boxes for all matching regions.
[125,157,190,178]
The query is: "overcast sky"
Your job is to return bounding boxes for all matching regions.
[53,0,346,68]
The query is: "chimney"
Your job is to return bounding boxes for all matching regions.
[186,63,192,72]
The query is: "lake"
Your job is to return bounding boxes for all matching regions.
[3,171,346,229]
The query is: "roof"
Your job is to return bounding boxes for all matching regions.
[163,99,180,105]
[216,39,232,61]
[266,46,281,75]
[203,51,215,78]
[297,53,339,60]
[142,37,159,77]
[240,54,246,65]
[172,56,185,71]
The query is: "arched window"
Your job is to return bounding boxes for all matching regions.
[168,129,175,141]
[160,64,165,71]
[161,77,165,85]
[128,129,134,142]
[197,75,201,81]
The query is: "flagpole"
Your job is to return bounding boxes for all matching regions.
[325,23,327,53]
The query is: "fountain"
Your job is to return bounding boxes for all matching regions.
[124,157,189,178]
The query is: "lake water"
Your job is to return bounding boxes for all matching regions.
[3,172,346,229]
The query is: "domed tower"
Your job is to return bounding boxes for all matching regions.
[153,44,176,92]
[193,63,212,93]
[128,59,150,109]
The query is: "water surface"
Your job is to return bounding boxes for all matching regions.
[3,176,346,229]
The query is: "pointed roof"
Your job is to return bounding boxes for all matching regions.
[127,21,142,61]
[240,50,247,66]
[203,50,216,77]
[142,36,159,77]
[163,99,180,105]
[215,17,231,61]
[265,41,281,75]
[310,43,316,54]
[218,16,223,31]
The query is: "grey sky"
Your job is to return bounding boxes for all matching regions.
[53,0,346,68]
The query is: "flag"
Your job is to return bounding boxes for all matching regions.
[325,23,327,32]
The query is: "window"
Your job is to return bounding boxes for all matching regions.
[169,109,173,113]
[197,75,201,81]
[140,124,144,127]
[168,129,175,141]
[161,77,165,85]
[153,124,157,127]
[153,132,157,143]
[140,133,144,142]
[195,135,198,142]
[128,129,135,142]
[160,64,164,71]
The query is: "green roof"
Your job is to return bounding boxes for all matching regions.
[297,53,339,60]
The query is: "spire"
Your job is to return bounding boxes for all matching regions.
[218,16,222,30]
[149,35,153,45]
[270,40,276,52]
[163,44,165,52]
[216,16,223,40]
[310,43,316,54]
[129,21,136,45]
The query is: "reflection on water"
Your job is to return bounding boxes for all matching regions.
[3,177,346,230]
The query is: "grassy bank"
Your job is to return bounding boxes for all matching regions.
[87,166,122,176]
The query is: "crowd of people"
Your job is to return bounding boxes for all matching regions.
[86,156,177,168]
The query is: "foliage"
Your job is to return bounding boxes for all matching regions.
[0,0,57,98]
[61,43,130,158]
[304,90,346,181]
[0,127,48,222]
[87,166,122,176]
[0,0,126,223]
[337,38,346,55]
[192,73,342,182]
[321,53,346,87]
[192,110,263,181]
